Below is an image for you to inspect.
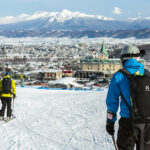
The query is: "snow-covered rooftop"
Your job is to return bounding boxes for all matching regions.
[32,69,62,73]
[48,77,83,87]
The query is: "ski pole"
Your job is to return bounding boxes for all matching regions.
[11,96,15,118]
[112,135,118,150]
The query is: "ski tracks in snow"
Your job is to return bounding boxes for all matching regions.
[0,88,115,150]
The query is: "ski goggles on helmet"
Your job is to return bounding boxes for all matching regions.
[121,53,141,60]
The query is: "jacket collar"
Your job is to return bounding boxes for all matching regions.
[123,58,144,75]
[3,75,11,79]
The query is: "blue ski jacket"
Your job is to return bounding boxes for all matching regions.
[106,58,145,122]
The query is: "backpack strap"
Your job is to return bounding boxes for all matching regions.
[118,68,133,113]
[119,68,150,77]
[144,69,150,77]
[119,68,134,79]
[120,93,132,112]
[119,68,130,74]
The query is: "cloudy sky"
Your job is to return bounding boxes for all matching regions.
[0,0,150,20]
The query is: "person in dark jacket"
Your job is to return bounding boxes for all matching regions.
[0,72,16,121]
[106,45,150,150]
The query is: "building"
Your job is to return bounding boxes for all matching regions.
[31,69,62,81]
[62,70,74,77]
[43,69,62,80]
[81,59,121,73]
[79,43,121,78]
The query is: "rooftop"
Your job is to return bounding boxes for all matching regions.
[81,58,120,64]
[100,43,109,57]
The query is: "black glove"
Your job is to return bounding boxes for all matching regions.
[106,110,116,136]
[13,94,16,99]
[106,121,115,136]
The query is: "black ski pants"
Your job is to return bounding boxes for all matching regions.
[0,97,12,117]
[117,117,150,150]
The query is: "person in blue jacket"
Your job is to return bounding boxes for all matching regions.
[106,45,150,150]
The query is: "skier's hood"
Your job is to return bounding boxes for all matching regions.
[124,58,144,75]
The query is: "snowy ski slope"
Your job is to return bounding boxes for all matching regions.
[0,87,116,150]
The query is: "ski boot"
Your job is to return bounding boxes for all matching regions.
[0,116,4,121]
[5,117,11,122]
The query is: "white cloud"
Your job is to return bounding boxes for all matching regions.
[128,16,150,21]
[0,12,55,24]
[0,14,30,24]
[128,17,140,21]
[113,7,121,15]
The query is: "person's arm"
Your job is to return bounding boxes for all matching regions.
[11,80,16,98]
[106,72,122,135]
[106,74,121,122]
[0,80,2,94]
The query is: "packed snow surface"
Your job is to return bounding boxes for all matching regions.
[0,87,116,150]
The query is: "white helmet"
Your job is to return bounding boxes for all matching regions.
[121,45,141,60]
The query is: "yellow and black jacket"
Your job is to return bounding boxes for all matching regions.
[19,74,23,79]
[0,75,16,98]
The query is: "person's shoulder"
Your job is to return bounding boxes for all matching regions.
[111,69,126,83]
[113,69,125,77]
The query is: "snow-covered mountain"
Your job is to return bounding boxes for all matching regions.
[0,9,123,31]
[0,9,150,31]
[0,9,114,25]
[0,9,150,38]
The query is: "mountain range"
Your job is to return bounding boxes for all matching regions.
[0,9,150,38]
